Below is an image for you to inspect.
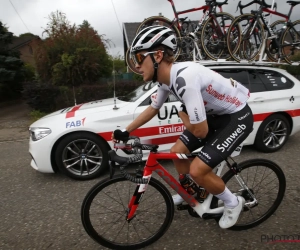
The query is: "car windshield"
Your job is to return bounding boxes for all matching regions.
[118,81,157,102]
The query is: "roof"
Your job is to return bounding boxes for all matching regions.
[123,22,140,53]
[8,36,39,50]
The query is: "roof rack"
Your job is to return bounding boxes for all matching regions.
[195,59,300,67]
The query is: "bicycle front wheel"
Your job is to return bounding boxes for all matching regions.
[81,174,174,249]
[211,159,286,230]
[265,20,287,62]
[226,14,265,62]
[281,19,300,64]
[201,12,234,60]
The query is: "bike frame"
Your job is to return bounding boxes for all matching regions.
[166,0,228,61]
[167,0,224,33]
[238,0,300,62]
[126,151,227,220]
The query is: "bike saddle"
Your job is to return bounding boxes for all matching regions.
[287,1,300,6]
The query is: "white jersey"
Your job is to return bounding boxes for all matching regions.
[151,62,250,124]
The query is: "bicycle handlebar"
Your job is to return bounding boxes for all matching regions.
[237,0,272,15]
[108,136,159,184]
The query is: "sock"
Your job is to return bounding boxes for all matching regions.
[215,187,238,208]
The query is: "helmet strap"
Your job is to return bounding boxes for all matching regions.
[150,54,159,82]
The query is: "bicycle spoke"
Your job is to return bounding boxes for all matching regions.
[215,159,285,230]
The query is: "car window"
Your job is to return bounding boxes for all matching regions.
[213,68,268,93]
[255,69,294,91]
[248,69,267,93]
[118,82,158,102]
[213,69,249,89]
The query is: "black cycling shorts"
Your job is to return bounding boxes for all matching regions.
[179,104,253,168]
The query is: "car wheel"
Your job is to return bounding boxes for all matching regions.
[55,132,109,180]
[254,114,290,153]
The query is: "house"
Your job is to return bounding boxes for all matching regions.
[8,35,40,68]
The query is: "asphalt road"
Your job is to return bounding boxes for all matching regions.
[1,133,300,250]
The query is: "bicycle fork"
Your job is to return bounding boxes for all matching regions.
[126,176,151,220]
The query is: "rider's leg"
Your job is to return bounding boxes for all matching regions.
[189,157,244,229]
[170,137,200,205]
[170,139,191,174]
[189,157,238,206]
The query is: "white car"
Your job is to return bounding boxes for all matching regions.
[29,63,300,180]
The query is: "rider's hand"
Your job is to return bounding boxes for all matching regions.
[179,104,187,114]
[113,129,130,142]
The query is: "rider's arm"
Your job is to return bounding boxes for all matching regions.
[126,84,169,133]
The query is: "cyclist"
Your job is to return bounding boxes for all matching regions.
[113,25,254,229]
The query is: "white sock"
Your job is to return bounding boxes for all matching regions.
[215,187,238,208]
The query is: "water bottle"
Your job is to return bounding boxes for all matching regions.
[179,174,197,195]
[179,174,208,200]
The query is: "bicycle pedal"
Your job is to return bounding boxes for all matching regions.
[177,204,189,210]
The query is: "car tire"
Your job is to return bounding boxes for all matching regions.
[254,114,290,153]
[55,132,109,180]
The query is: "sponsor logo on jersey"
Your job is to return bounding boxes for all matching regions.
[199,151,211,160]
[180,134,189,142]
[194,108,200,121]
[238,112,250,120]
[206,84,243,107]
[217,124,246,152]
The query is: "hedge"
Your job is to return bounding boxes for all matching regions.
[22,80,142,113]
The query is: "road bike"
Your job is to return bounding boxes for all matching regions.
[81,136,286,249]
[226,0,300,64]
[125,0,234,75]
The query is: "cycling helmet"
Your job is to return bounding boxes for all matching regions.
[130,26,177,82]
[131,25,177,53]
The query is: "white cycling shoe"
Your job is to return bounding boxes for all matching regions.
[172,194,184,205]
[219,196,245,229]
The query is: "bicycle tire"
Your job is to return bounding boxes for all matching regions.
[81,174,174,249]
[135,16,182,61]
[211,158,286,231]
[265,20,287,62]
[226,14,265,62]
[281,19,300,64]
[125,47,142,75]
[201,12,234,60]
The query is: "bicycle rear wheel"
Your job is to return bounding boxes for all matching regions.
[226,14,265,62]
[211,159,286,230]
[265,20,287,62]
[81,174,174,249]
[135,16,182,61]
[201,12,234,60]
[281,19,300,64]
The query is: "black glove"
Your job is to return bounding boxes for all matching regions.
[179,104,187,114]
[113,129,130,141]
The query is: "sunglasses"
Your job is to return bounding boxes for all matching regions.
[132,51,164,65]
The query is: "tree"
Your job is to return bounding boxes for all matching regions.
[18,32,36,38]
[34,12,112,86]
[0,21,24,101]
[110,54,127,75]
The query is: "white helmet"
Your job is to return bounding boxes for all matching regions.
[130,25,177,54]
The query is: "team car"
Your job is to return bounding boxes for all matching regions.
[29,63,300,180]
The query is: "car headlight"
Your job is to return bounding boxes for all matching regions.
[29,127,52,141]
